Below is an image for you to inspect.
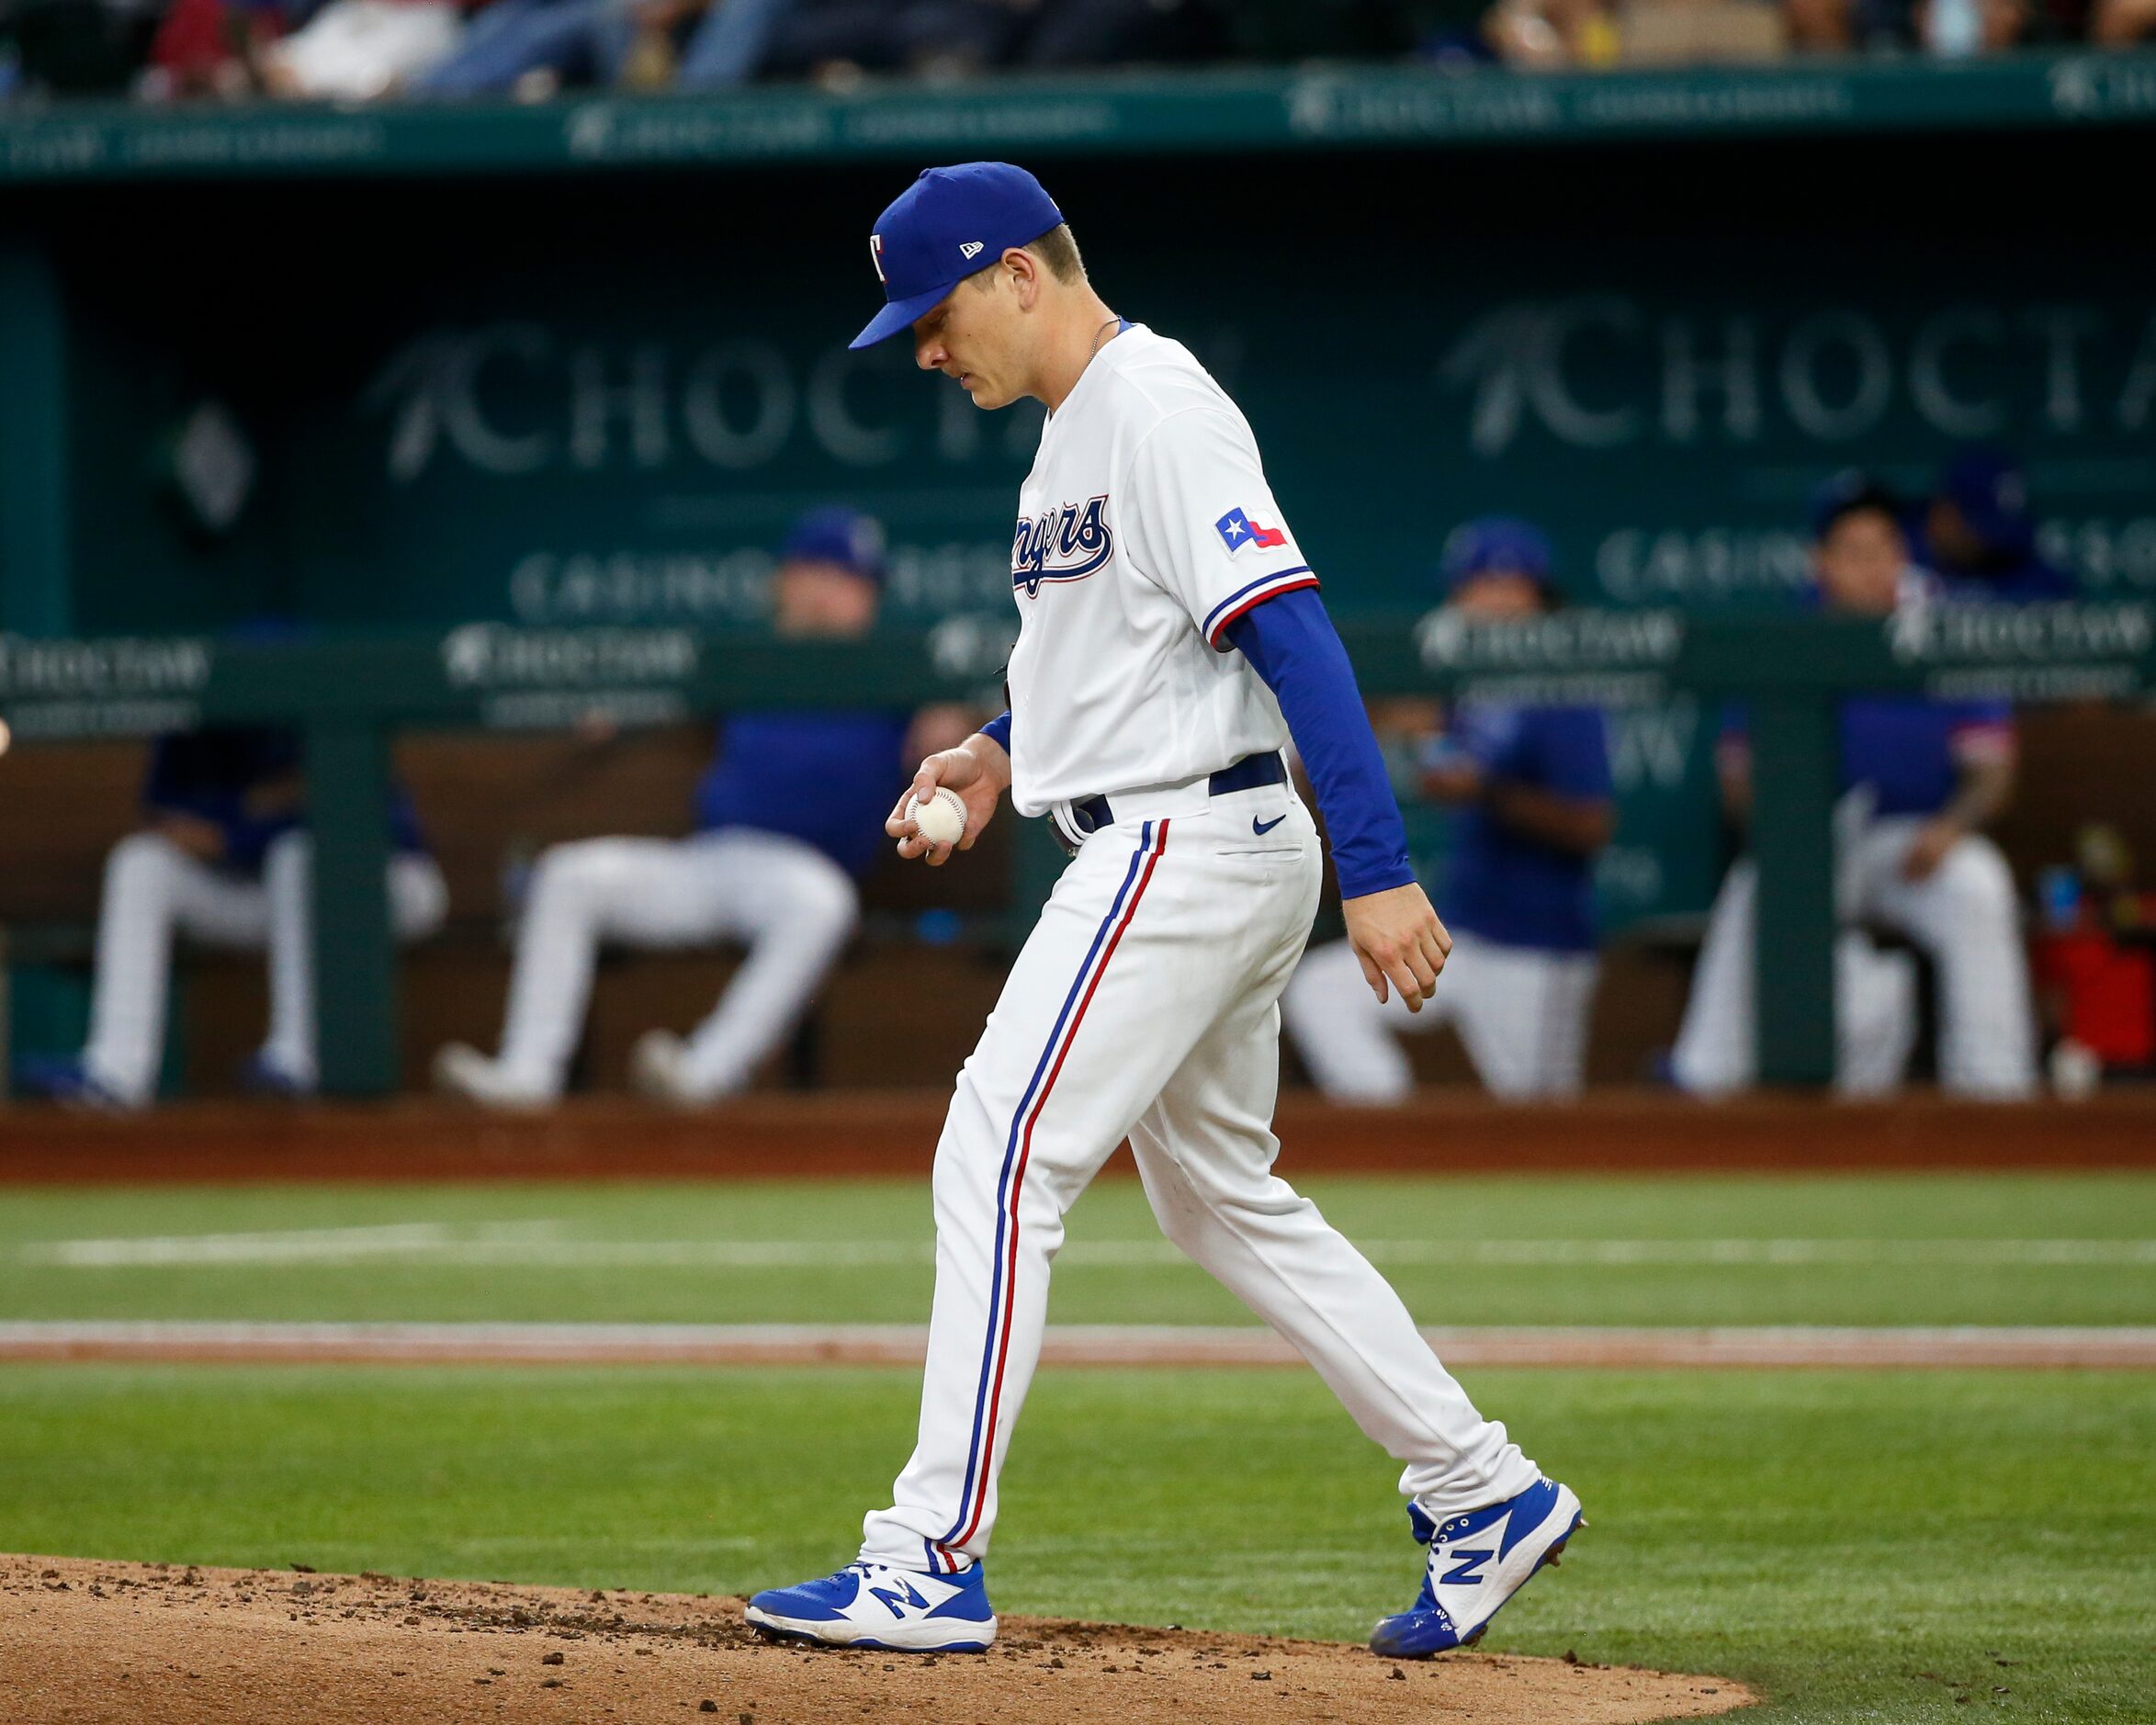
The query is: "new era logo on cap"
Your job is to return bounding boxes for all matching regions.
[870,234,886,284]
[960,242,984,260]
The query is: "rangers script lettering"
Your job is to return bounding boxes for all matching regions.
[1011,494,1112,595]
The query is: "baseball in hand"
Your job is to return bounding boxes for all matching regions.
[908,785,968,847]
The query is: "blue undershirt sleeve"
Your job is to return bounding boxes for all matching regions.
[1225,588,1415,901]
[980,710,1012,754]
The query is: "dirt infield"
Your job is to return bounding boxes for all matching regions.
[0,1556,1754,1725]
[2,1090,2150,1183]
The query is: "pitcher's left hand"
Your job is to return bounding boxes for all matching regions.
[1342,881,1452,1011]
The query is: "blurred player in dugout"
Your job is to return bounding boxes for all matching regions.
[1671,470,2037,1098]
[16,709,448,1106]
[1920,445,2077,605]
[434,508,972,1106]
[1284,518,1614,1101]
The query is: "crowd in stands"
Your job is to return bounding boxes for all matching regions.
[0,0,2150,107]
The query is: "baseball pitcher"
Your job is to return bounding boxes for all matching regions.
[745,163,1581,1660]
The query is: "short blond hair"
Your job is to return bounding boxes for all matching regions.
[968,222,1086,288]
[1024,222,1085,283]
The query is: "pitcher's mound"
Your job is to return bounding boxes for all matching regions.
[0,1554,1753,1723]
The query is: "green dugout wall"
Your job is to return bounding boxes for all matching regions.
[4,605,2151,1094]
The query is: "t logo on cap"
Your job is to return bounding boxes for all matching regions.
[850,162,1064,351]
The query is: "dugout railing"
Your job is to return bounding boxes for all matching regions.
[3,603,2150,1095]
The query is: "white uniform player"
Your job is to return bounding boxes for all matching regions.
[1285,517,1613,1102]
[747,162,1581,1661]
[16,725,446,1106]
[1670,472,2037,1099]
[434,510,954,1106]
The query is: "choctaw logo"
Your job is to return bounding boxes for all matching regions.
[1011,494,1113,598]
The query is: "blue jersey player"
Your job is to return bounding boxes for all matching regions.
[1917,445,2076,604]
[1285,518,1613,1100]
[434,508,972,1105]
[17,722,445,1106]
[1673,473,2037,1097]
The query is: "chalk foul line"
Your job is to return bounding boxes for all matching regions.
[0,1321,2150,1369]
[13,1226,2156,1270]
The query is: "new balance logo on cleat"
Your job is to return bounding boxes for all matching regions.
[1370,1478,1584,1659]
[747,1561,997,1653]
[866,1574,930,1617]
[1439,1549,1495,1585]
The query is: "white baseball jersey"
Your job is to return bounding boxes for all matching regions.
[1004,324,1319,815]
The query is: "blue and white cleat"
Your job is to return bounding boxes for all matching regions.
[12,1054,131,1110]
[239,1053,316,1099]
[1371,1477,1584,1658]
[745,1561,997,1652]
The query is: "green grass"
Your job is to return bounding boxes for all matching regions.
[0,1363,2150,1721]
[1,1173,2152,1326]
[5,1173,2151,1718]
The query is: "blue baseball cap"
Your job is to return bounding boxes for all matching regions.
[783,506,886,585]
[1936,445,2034,555]
[850,163,1065,351]
[1439,516,1553,592]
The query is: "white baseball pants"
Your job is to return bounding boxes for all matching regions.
[81,830,448,1102]
[1282,930,1597,1102]
[860,785,1540,1576]
[1671,815,2036,1098]
[485,829,859,1099]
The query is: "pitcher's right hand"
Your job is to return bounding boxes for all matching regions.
[887,731,1010,866]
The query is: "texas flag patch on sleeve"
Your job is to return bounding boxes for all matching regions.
[1215,507,1287,552]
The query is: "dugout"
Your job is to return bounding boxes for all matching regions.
[3,55,2155,1095]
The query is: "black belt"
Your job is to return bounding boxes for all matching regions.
[1055,751,1288,855]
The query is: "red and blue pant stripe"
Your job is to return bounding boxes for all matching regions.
[926,818,1169,1573]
